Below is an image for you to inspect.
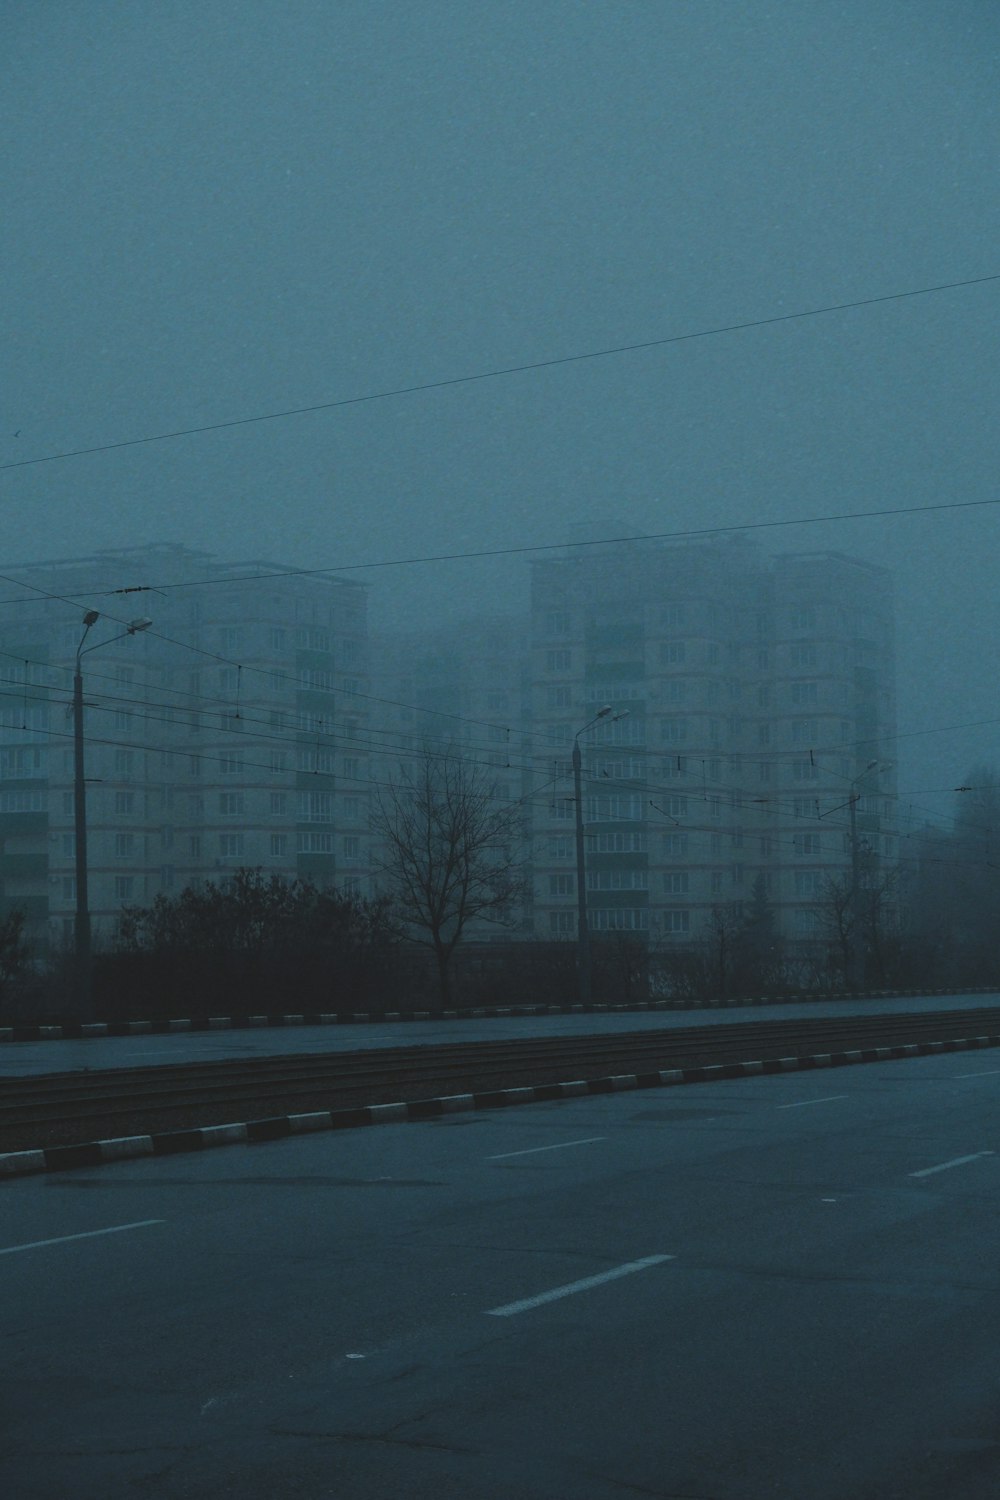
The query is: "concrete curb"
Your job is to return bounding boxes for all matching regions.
[3,1032,997,1180]
[2,987,997,1045]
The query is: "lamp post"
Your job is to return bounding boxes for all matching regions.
[847,760,879,990]
[572,706,629,1006]
[73,611,153,1019]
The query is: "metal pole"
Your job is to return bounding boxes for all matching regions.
[73,664,91,1019]
[573,735,591,1006]
[848,790,863,990]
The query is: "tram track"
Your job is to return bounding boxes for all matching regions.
[4,1006,1000,1154]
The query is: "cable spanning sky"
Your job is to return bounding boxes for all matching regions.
[4,0,1000,816]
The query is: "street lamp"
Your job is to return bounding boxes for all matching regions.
[847,759,880,990]
[572,705,629,1005]
[73,611,153,1018]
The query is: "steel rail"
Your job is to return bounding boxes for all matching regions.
[3,1008,999,1150]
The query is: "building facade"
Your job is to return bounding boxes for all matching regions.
[0,544,372,948]
[528,536,897,951]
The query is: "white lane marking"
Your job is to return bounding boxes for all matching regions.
[954,1069,1000,1079]
[486,1136,607,1161]
[486,1255,674,1317]
[909,1152,994,1179]
[776,1094,849,1110]
[0,1220,164,1256]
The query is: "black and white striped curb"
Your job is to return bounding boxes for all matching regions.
[3,986,996,1044]
[3,1032,997,1180]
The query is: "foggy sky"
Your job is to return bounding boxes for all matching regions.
[4,0,1000,827]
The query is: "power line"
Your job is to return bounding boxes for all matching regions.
[3,271,998,475]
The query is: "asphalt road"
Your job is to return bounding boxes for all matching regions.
[5,1047,1000,1498]
[3,989,998,1079]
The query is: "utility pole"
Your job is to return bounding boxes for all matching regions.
[572,733,591,1006]
[848,789,863,990]
[72,611,154,1020]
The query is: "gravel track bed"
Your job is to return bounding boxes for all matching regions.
[4,1022,980,1154]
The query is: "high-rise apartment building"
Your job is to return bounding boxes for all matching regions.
[529,536,896,948]
[0,545,371,948]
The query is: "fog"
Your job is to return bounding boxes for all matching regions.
[4,0,999,823]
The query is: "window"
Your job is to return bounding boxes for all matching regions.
[793,797,818,818]
[160,866,175,890]
[660,604,685,628]
[549,911,574,935]
[588,869,648,891]
[341,796,362,819]
[663,832,688,855]
[791,681,818,706]
[549,873,575,895]
[550,835,573,859]
[61,875,76,900]
[791,719,818,744]
[219,626,240,651]
[487,692,508,711]
[219,792,245,816]
[343,877,361,896]
[663,680,686,704]
[546,611,571,636]
[731,864,745,885]
[663,795,687,820]
[790,605,817,630]
[115,791,134,815]
[795,833,822,855]
[551,798,575,820]
[161,826,173,851]
[114,749,136,777]
[296,627,330,651]
[661,909,690,935]
[659,717,687,744]
[219,668,239,692]
[591,908,649,931]
[793,760,819,782]
[659,640,686,665]
[0,789,45,812]
[593,831,646,853]
[585,793,644,822]
[546,649,571,672]
[114,875,134,901]
[711,871,724,893]
[114,833,135,858]
[190,834,202,857]
[269,751,288,774]
[795,870,824,896]
[758,761,771,782]
[790,642,817,667]
[218,833,244,858]
[343,835,360,859]
[62,833,76,857]
[300,669,334,691]
[662,872,689,894]
[710,833,724,856]
[112,710,131,731]
[547,685,571,708]
[270,793,287,815]
[342,757,361,779]
[707,643,721,666]
[220,754,244,775]
[270,834,288,857]
[299,792,334,823]
[297,831,335,853]
[757,684,770,709]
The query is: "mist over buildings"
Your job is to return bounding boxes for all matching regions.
[4,0,1000,820]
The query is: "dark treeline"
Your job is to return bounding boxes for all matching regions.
[2,764,999,1024]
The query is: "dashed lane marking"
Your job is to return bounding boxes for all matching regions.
[909,1151,995,1179]
[776,1094,849,1110]
[0,1219,165,1255]
[486,1137,607,1161]
[486,1255,674,1317]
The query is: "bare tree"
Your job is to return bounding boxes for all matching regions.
[370,748,526,1006]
